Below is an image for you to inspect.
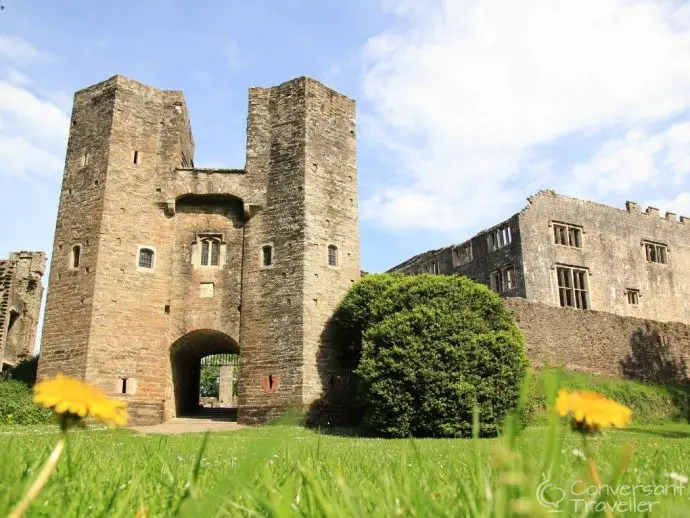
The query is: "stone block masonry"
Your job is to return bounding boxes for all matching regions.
[37,75,360,425]
[0,251,46,369]
[506,298,690,384]
[390,190,690,326]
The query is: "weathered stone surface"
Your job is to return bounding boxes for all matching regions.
[390,189,690,325]
[0,251,46,369]
[506,297,690,383]
[37,75,360,425]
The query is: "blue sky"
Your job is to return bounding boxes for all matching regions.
[2,0,690,282]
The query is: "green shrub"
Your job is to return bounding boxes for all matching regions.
[0,379,53,425]
[340,273,527,438]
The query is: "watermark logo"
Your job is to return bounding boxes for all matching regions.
[536,480,565,513]
[536,479,684,513]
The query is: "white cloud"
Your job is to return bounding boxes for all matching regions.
[0,34,45,62]
[360,0,690,230]
[564,121,690,197]
[0,36,69,179]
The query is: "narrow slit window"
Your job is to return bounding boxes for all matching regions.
[262,245,273,267]
[121,378,128,394]
[71,245,81,269]
[133,150,139,165]
[328,245,338,266]
[138,248,154,269]
[82,153,89,167]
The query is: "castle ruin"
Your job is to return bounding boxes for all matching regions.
[0,252,46,370]
[390,190,690,326]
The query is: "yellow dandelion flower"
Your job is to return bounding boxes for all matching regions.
[556,389,632,433]
[34,374,128,428]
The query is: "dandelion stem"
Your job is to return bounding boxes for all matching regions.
[582,436,613,518]
[8,431,67,518]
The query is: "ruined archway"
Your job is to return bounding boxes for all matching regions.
[170,329,239,417]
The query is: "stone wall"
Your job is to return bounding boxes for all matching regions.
[506,298,690,383]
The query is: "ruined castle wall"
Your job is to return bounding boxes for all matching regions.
[2,252,46,365]
[0,260,14,365]
[301,79,359,404]
[506,298,690,383]
[519,191,690,324]
[387,215,526,298]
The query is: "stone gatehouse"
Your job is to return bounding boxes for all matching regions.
[37,75,360,425]
[0,251,46,370]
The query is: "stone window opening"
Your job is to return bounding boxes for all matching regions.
[193,234,224,269]
[505,265,515,289]
[117,377,136,395]
[453,243,473,266]
[490,264,516,293]
[200,239,221,266]
[261,374,280,393]
[328,245,338,266]
[556,266,589,310]
[644,242,668,264]
[488,225,512,251]
[626,289,640,305]
[133,150,139,165]
[137,247,155,270]
[70,245,81,269]
[82,153,89,167]
[262,245,273,267]
[490,270,503,293]
[553,222,582,248]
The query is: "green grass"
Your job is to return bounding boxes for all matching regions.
[2,422,690,517]
[525,368,690,425]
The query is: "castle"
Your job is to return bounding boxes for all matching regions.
[35,75,360,425]
[4,75,690,425]
[389,190,690,325]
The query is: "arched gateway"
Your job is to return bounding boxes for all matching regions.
[36,74,360,425]
[170,330,239,417]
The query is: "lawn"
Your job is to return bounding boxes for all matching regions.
[2,422,690,517]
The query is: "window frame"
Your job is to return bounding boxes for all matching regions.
[136,245,156,272]
[643,241,668,264]
[69,244,82,270]
[553,222,583,248]
[261,244,274,268]
[626,288,640,305]
[556,265,589,310]
[327,244,339,267]
[488,225,512,252]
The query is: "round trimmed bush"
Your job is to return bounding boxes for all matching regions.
[337,273,527,437]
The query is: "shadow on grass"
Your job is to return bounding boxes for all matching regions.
[619,426,690,439]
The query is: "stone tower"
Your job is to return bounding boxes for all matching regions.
[38,75,359,425]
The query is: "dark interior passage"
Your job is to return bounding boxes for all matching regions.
[170,329,239,416]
